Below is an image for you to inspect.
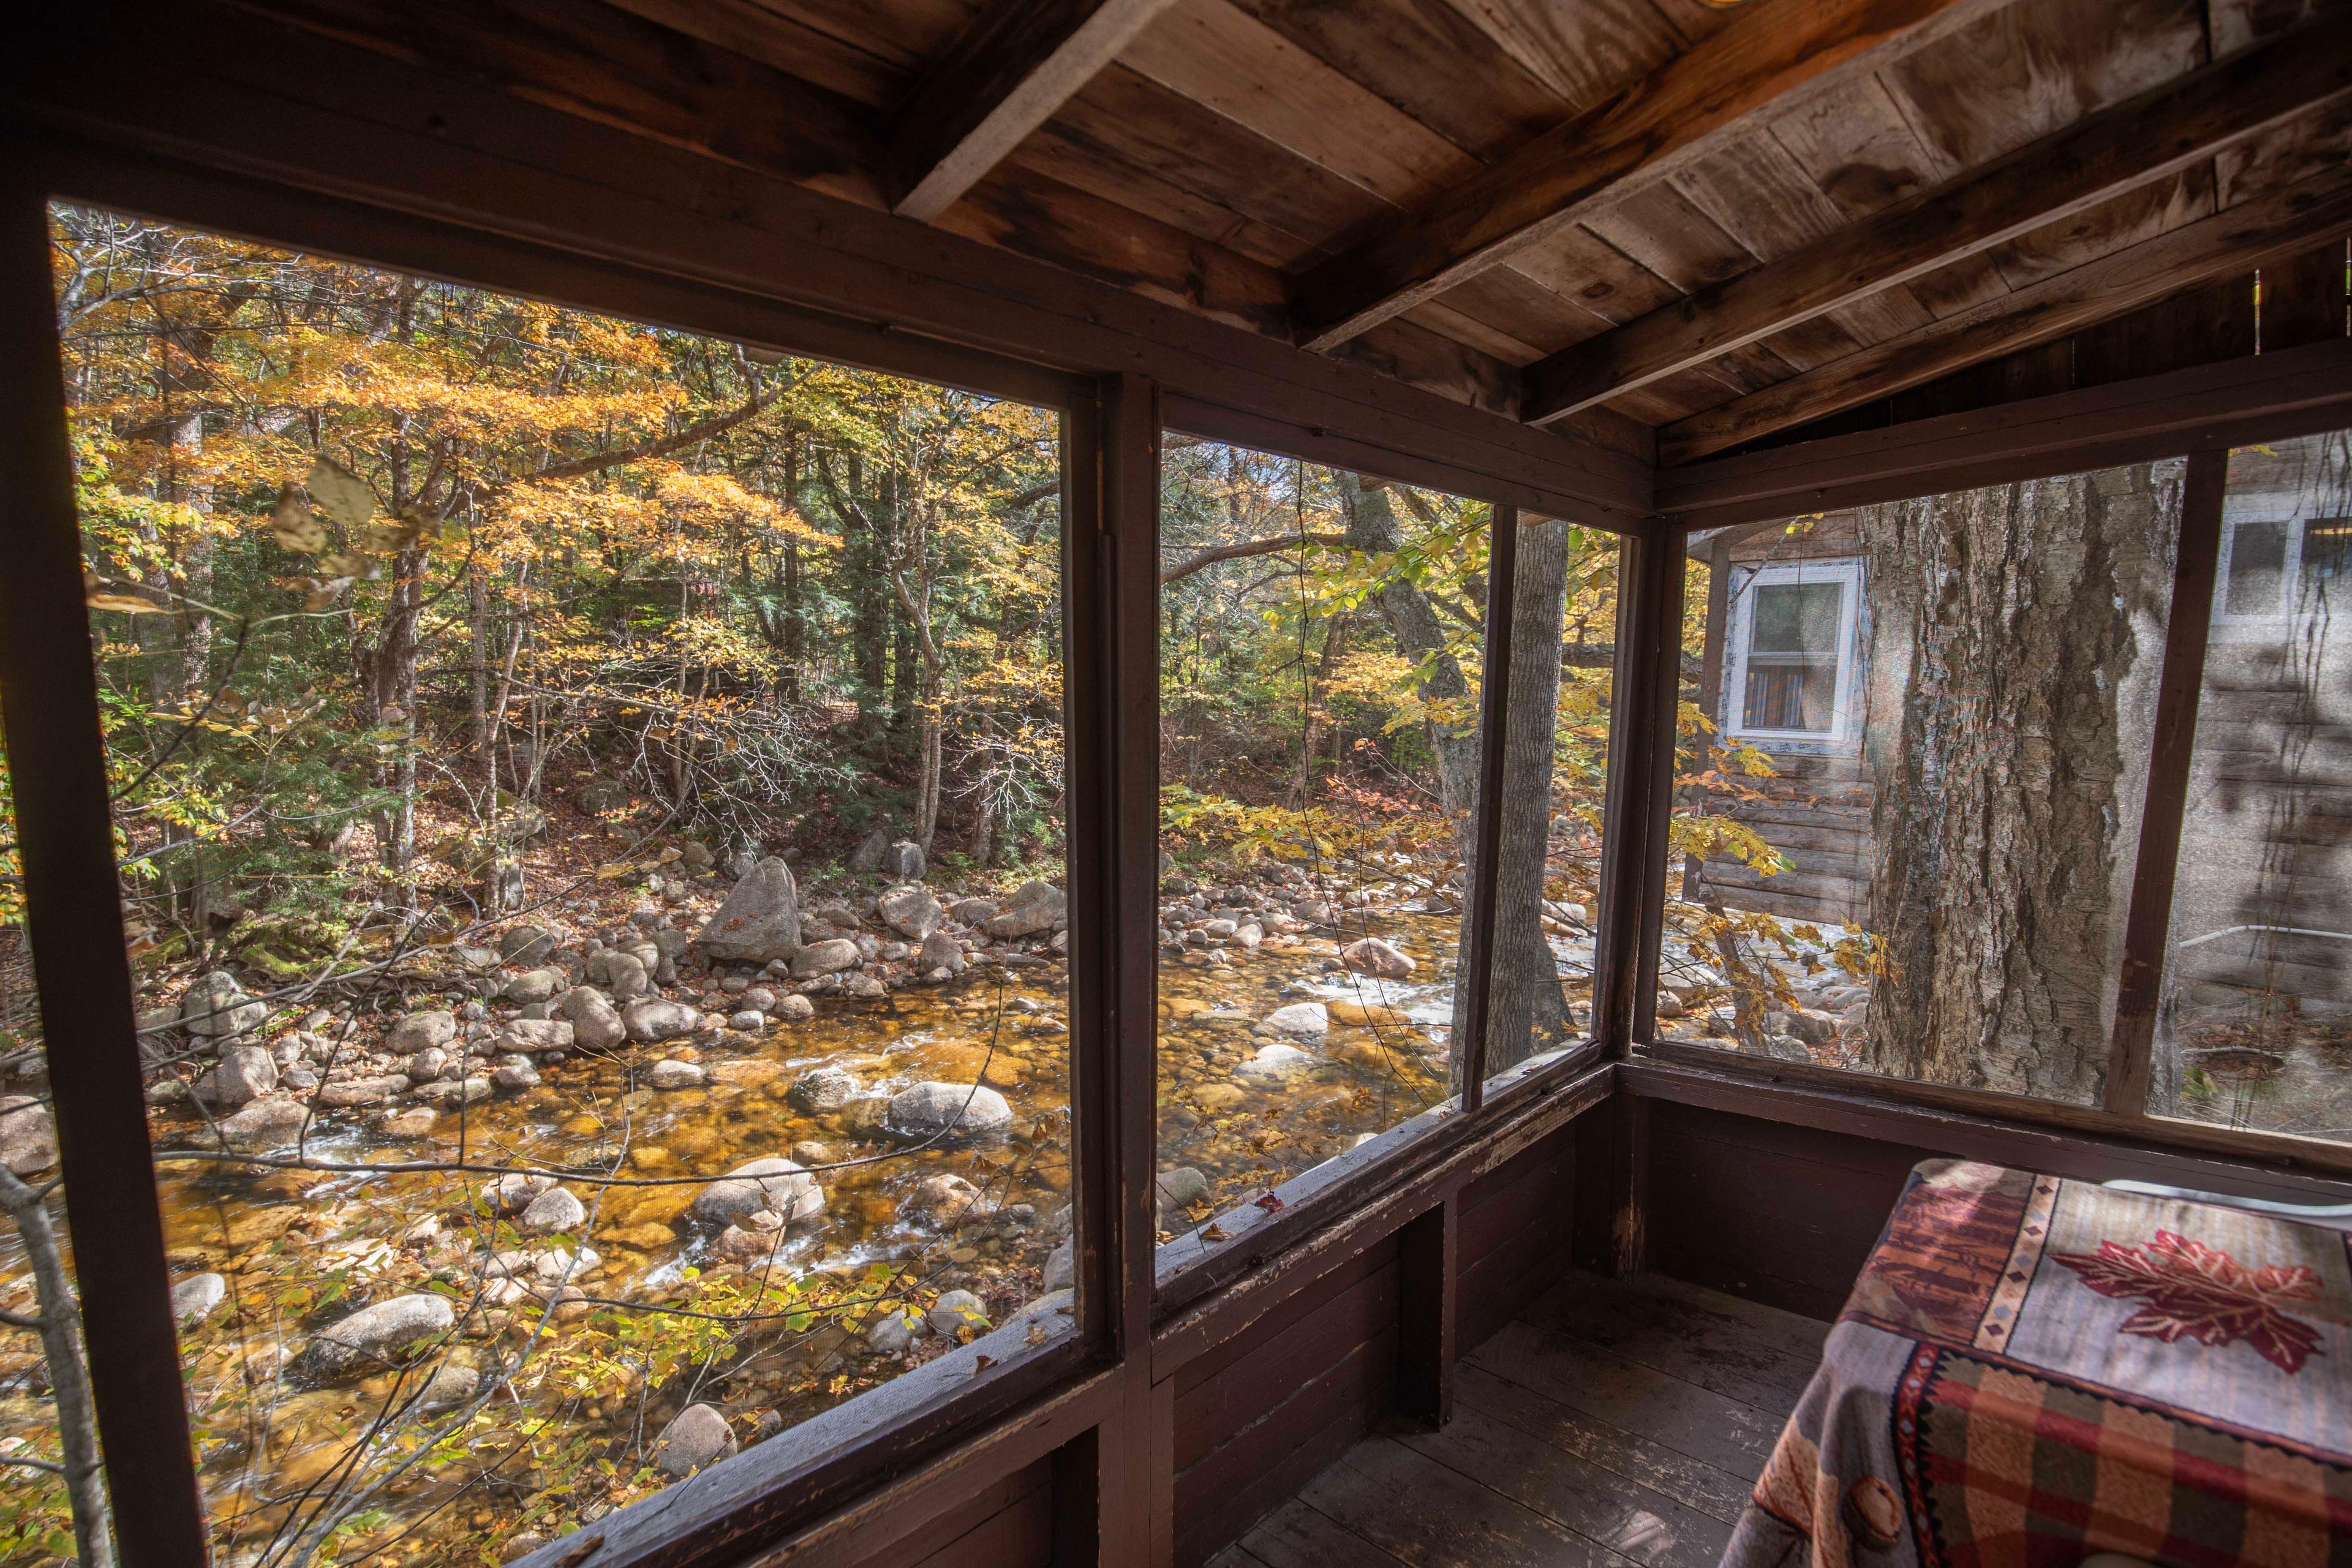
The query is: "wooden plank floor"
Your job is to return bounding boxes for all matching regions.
[1208,1272,1826,1568]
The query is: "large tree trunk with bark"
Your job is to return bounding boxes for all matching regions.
[1859,464,2180,1101]
[1467,516,1575,1085]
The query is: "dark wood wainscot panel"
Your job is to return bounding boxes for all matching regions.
[843,1455,1057,1568]
[1643,1100,1918,1321]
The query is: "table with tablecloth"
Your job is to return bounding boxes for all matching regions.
[1722,1158,2352,1568]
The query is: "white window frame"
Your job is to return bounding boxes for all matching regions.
[1722,558,1864,745]
[2212,504,2347,639]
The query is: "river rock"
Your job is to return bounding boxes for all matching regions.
[692,1158,825,1226]
[385,1010,458,1055]
[623,999,699,1044]
[848,827,891,874]
[182,971,266,1038]
[301,1294,454,1378]
[927,1289,989,1338]
[867,1305,927,1355]
[413,1361,481,1412]
[726,1010,766,1033]
[1340,938,1414,979]
[558,987,627,1052]
[878,884,944,940]
[208,1096,311,1151]
[647,1059,706,1090]
[0,1097,58,1177]
[916,931,965,976]
[416,1077,492,1108]
[884,840,925,882]
[791,938,861,978]
[380,1106,439,1137]
[983,881,1066,939]
[886,1082,1014,1139]
[500,925,556,965]
[1044,1240,1074,1292]
[519,1186,586,1234]
[1291,900,1333,927]
[496,1018,574,1055]
[171,1272,227,1327]
[840,973,887,1000]
[501,968,565,1005]
[774,993,816,1023]
[652,1403,737,1477]
[1238,1043,1315,1080]
[491,1061,541,1094]
[693,857,802,968]
[1154,1167,1209,1219]
[1263,1002,1329,1038]
[405,1047,450,1084]
[486,1173,557,1216]
[901,1174,984,1228]
[1786,1008,1839,1046]
[949,897,998,925]
[602,949,650,1001]
[315,1073,410,1109]
[787,1066,861,1113]
[196,1044,280,1109]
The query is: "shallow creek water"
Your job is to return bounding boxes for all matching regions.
[0,895,1475,1565]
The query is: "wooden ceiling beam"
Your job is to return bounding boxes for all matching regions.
[887,0,1181,221]
[1655,165,2352,464]
[1287,0,2007,352]
[1523,19,2352,426]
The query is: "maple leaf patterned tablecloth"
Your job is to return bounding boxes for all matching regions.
[1721,1159,2352,1568]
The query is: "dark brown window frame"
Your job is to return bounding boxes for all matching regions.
[5,25,2352,1566]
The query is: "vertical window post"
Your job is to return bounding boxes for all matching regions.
[1593,525,1686,1055]
[1059,371,1164,1561]
[0,182,210,1566]
[1455,505,1518,1112]
[2105,450,2229,1117]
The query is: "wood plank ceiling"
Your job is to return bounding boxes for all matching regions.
[271,0,2352,464]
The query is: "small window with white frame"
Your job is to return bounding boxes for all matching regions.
[1722,559,1863,744]
[2214,505,2351,635]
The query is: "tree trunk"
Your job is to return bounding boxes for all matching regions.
[1464,516,1575,1087]
[1342,477,1479,842]
[1859,464,2180,1101]
[0,1169,114,1568]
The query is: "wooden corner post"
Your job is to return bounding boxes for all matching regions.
[1060,370,1168,1564]
[0,182,212,1565]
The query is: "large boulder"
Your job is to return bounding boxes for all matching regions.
[384,1010,457,1055]
[698,858,803,965]
[900,1174,985,1229]
[500,925,556,965]
[790,938,862,979]
[495,1018,575,1055]
[502,969,565,1005]
[300,1294,455,1378]
[652,1403,737,1477]
[1264,1002,1330,1038]
[1340,938,1414,980]
[884,840,925,883]
[195,1044,280,1110]
[519,1186,586,1234]
[209,1090,315,1152]
[182,971,265,1038]
[786,1066,860,1114]
[557,987,627,1052]
[918,930,965,975]
[0,1096,58,1177]
[848,827,891,875]
[885,1082,1014,1140]
[983,881,1066,939]
[622,998,699,1044]
[170,1272,227,1327]
[877,885,944,941]
[692,1158,825,1226]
